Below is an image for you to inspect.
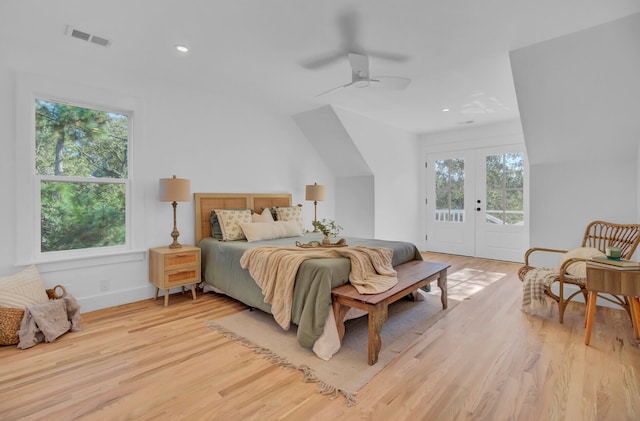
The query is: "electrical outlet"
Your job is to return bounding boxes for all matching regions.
[99,279,110,292]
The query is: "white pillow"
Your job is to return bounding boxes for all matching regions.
[0,265,50,309]
[215,209,252,241]
[561,247,603,277]
[275,206,305,233]
[252,208,274,223]
[240,221,303,242]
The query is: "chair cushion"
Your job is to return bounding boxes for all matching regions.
[561,247,603,277]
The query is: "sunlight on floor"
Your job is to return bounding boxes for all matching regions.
[426,268,507,301]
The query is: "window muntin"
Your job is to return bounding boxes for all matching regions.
[485,153,524,225]
[35,99,130,254]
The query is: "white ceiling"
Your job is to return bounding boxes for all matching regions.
[2,0,640,134]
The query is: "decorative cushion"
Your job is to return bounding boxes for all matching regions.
[210,211,224,240]
[262,207,278,221]
[561,247,603,277]
[252,208,275,223]
[275,205,305,233]
[211,209,254,240]
[0,265,49,309]
[240,221,303,242]
[215,209,252,241]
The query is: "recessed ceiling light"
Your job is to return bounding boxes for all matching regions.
[175,45,189,53]
[441,108,450,112]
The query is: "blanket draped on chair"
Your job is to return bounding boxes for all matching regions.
[521,268,559,314]
[240,246,397,330]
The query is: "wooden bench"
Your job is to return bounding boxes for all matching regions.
[331,260,449,365]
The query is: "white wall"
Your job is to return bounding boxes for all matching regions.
[511,13,640,260]
[333,107,421,246]
[528,160,636,267]
[0,37,333,312]
[335,176,375,238]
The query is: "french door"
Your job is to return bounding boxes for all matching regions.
[425,146,528,262]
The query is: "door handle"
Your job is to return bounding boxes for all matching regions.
[476,207,481,211]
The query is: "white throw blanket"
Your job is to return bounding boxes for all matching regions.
[521,268,559,314]
[239,246,397,330]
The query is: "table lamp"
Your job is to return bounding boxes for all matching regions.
[305,182,326,232]
[159,175,191,248]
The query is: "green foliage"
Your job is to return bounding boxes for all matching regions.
[435,154,524,225]
[485,153,524,224]
[312,219,343,238]
[435,158,465,221]
[35,99,129,252]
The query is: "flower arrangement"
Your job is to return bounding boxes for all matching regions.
[312,218,343,238]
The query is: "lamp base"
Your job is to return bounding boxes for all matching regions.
[169,240,183,249]
[169,219,182,248]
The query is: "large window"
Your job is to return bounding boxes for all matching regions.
[35,99,130,254]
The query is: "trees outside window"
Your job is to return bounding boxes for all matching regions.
[35,99,129,253]
[485,153,524,225]
[435,158,465,222]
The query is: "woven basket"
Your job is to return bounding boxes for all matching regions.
[0,307,25,345]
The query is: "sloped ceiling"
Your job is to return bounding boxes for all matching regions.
[511,13,640,165]
[293,106,372,177]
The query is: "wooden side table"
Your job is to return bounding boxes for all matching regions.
[149,245,201,307]
[585,262,640,345]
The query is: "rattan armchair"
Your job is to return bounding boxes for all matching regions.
[518,220,640,323]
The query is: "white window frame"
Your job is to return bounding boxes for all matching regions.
[16,73,145,269]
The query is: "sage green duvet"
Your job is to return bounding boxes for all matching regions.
[199,232,422,348]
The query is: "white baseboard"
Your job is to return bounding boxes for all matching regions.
[78,285,155,313]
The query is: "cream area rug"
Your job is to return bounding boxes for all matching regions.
[206,290,459,405]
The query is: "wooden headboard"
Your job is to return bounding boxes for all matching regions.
[194,193,292,244]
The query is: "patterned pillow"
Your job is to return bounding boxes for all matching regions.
[215,209,253,241]
[211,209,254,239]
[275,205,305,233]
[0,265,50,309]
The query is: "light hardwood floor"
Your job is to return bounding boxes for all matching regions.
[1,253,639,420]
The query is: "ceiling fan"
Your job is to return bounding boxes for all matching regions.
[301,8,409,70]
[315,53,411,97]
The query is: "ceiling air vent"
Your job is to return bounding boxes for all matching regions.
[65,25,111,47]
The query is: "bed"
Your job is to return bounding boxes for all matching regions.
[195,193,423,359]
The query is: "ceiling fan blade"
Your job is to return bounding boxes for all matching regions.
[372,76,411,90]
[300,51,346,69]
[337,8,359,50]
[367,50,410,63]
[315,82,354,97]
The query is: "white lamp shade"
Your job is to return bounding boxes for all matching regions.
[305,183,326,201]
[159,176,191,202]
